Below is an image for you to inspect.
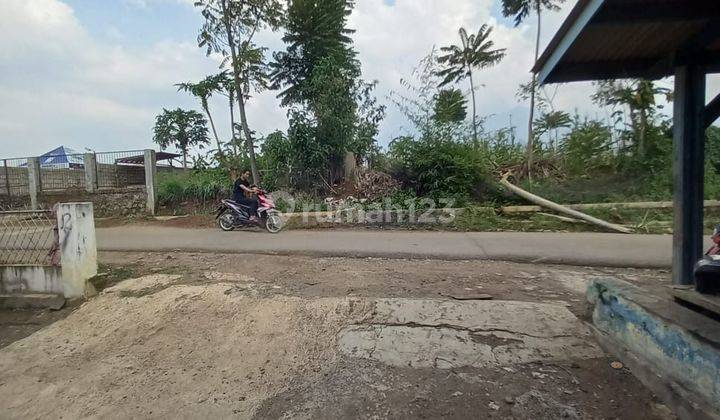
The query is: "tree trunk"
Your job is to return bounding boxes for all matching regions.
[229,91,238,156]
[203,102,223,154]
[500,174,633,234]
[469,70,479,144]
[183,151,188,170]
[221,0,261,185]
[526,4,542,181]
[638,108,648,158]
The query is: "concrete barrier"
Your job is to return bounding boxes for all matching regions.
[588,278,720,418]
[0,202,98,301]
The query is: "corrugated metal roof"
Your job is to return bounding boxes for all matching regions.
[535,0,720,84]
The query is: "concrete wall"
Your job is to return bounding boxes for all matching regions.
[38,188,147,217]
[1,188,147,216]
[0,266,63,295]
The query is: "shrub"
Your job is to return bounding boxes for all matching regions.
[157,169,232,205]
[558,120,613,176]
[388,136,491,203]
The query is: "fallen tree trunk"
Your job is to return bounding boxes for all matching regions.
[502,200,720,214]
[500,175,634,234]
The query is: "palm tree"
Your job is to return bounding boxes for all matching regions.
[176,74,225,155]
[437,25,506,143]
[153,108,210,169]
[502,0,565,177]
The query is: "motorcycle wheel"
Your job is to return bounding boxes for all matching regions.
[265,212,283,234]
[218,213,236,231]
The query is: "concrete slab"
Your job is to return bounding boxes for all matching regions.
[338,299,602,368]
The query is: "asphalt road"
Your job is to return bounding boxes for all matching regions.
[95,226,700,268]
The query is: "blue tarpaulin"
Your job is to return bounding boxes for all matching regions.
[32,146,84,169]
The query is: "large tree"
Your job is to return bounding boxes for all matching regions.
[592,79,672,158]
[153,108,210,169]
[270,0,383,186]
[195,0,283,184]
[269,0,358,107]
[502,0,565,178]
[437,25,506,143]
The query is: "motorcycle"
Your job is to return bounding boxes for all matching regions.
[215,189,284,234]
[693,224,720,294]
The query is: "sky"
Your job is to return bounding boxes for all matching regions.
[0,0,716,158]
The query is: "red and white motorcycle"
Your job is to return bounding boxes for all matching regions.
[215,189,284,233]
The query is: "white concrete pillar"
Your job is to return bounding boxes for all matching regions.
[144,149,157,215]
[84,153,97,193]
[27,157,41,210]
[57,202,98,298]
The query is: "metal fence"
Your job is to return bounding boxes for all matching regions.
[0,209,58,265]
[1,159,29,196]
[0,150,153,198]
[95,150,146,189]
[38,153,87,191]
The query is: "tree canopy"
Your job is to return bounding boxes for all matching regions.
[270,0,358,107]
[153,108,210,168]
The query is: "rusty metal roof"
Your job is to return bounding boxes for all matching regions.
[114,152,181,165]
[534,0,720,84]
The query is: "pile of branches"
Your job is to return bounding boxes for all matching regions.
[496,159,564,181]
[354,169,401,202]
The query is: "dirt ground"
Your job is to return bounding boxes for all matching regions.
[0,252,675,419]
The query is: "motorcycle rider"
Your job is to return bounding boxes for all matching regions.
[233,169,259,221]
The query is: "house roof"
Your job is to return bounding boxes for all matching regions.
[533,0,720,84]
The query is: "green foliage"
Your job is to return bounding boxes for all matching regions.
[153,108,210,168]
[310,56,357,169]
[501,0,565,26]
[268,0,383,188]
[436,26,506,88]
[534,110,571,148]
[194,0,284,182]
[157,169,232,205]
[388,136,491,203]
[433,89,467,124]
[270,0,357,106]
[592,79,672,159]
[558,118,613,176]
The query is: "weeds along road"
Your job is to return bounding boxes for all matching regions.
[95,226,707,269]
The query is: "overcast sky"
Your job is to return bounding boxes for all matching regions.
[1,0,715,158]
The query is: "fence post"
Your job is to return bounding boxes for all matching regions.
[27,157,41,210]
[144,149,157,215]
[3,160,10,196]
[83,153,97,193]
[57,202,98,298]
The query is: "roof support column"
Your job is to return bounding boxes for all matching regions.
[672,64,706,285]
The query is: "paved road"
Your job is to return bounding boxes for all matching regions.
[95,226,703,268]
